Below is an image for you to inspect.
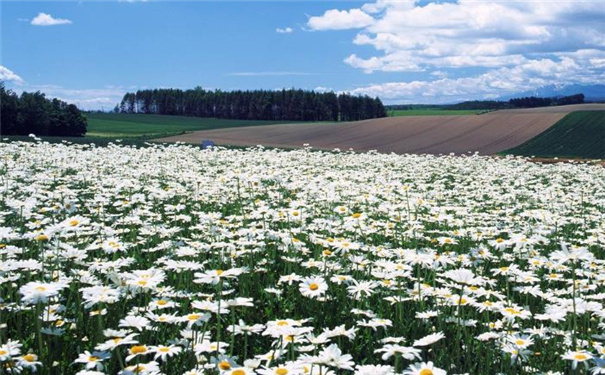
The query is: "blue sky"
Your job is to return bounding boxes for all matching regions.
[1,0,604,109]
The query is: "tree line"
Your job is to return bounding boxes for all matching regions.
[1,83,87,137]
[385,93,587,111]
[118,87,387,122]
[450,93,585,110]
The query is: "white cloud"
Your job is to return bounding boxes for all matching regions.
[346,55,605,103]
[0,66,24,85]
[307,9,374,31]
[309,0,605,101]
[31,13,72,26]
[276,27,293,34]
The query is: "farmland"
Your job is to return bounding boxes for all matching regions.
[0,140,604,374]
[85,113,299,138]
[158,104,605,156]
[387,109,485,116]
[506,111,605,159]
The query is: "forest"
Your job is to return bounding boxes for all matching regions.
[385,93,587,111]
[117,87,387,122]
[0,82,87,137]
[450,93,585,110]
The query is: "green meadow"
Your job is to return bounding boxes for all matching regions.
[85,113,297,138]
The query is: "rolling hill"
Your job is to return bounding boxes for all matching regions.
[155,104,605,156]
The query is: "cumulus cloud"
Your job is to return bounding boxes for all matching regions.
[307,9,374,30]
[310,0,605,101]
[346,53,605,103]
[31,13,72,26]
[276,27,293,34]
[0,66,24,85]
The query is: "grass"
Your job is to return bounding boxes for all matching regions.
[85,113,301,138]
[1,114,310,147]
[505,111,605,159]
[387,109,487,116]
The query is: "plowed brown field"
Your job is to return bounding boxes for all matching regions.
[155,103,605,155]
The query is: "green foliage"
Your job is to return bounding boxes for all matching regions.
[448,101,511,110]
[390,94,586,112]
[118,87,387,122]
[0,82,87,137]
[505,111,605,158]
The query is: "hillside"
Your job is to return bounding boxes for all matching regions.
[155,104,605,155]
[86,113,298,138]
[505,111,605,159]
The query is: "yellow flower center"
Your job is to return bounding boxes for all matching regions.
[69,219,79,227]
[137,280,148,286]
[575,354,588,361]
[504,307,520,315]
[309,283,319,291]
[188,314,200,321]
[276,369,289,375]
[219,361,231,370]
[216,270,224,276]
[352,213,361,218]
[130,345,147,354]
[22,354,36,362]
[89,356,100,362]
[159,347,170,353]
[515,339,525,346]
[0,350,7,355]
[233,370,246,375]
[419,369,433,375]
[35,286,47,292]
[35,234,49,241]
[157,300,167,305]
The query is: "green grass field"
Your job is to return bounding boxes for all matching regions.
[387,109,486,116]
[505,111,605,159]
[85,113,297,138]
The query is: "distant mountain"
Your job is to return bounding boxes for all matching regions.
[498,84,605,101]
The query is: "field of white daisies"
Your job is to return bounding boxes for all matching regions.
[0,140,604,375]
